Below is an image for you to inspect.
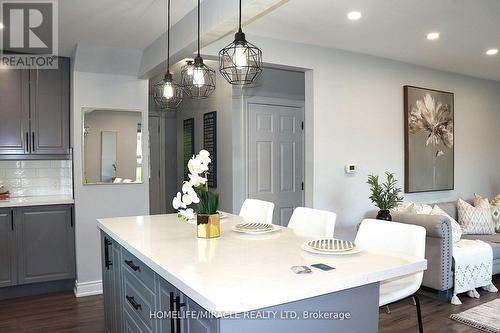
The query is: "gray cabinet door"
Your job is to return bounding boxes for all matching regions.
[30,57,70,155]
[157,279,177,333]
[16,205,75,284]
[101,232,123,333]
[0,69,30,154]
[182,296,219,333]
[0,208,16,287]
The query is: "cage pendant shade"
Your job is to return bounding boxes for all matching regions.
[154,0,183,110]
[219,30,262,85]
[153,73,183,110]
[181,56,216,99]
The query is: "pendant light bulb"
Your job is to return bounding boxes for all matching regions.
[193,67,205,87]
[163,81,174,99]
[234,44,247,69]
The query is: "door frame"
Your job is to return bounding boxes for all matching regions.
[238,96,307,213]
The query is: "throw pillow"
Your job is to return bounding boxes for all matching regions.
[431,205,461,243]
[391,202,414,213]
[457,198,495,235]
[412,203,433,215]
[475,194,500,233]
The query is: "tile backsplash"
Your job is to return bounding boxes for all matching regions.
[0,160,73,197]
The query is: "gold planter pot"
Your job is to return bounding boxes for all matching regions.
[197,213,220,238]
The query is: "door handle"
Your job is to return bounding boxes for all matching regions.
[126,295,142,311]
[174,296,186,333]
[32,132,35,152]
[25,132,30,153]
[169,292,175,333]
[104,237,112,270]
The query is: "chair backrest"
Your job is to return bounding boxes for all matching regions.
[288,207,336,238]
[239,199,275,224]
[355,219,426,285]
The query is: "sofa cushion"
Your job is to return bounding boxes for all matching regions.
[461,234,500,259]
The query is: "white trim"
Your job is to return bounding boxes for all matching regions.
[74,279,103,297]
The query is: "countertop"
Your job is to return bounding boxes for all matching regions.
[0,195,74,208]
[97,213,427,315]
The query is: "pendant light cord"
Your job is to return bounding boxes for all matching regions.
[238,0,242,32]
[197,0,201,57]
[166,0,170,73]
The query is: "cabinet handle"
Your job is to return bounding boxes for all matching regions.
[104,237,112,270]
[32,132,35,152]
[174,296,186,333]
[169,292,175,333]
[126,295,142,311]
[70,206,74,227]
[10,209,14,231]
[125,260,141,272]
[25,132,30,153]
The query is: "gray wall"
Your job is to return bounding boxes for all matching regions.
[203,34,500,239]
[72,44,149,296]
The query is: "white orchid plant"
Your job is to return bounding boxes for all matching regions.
[172,149,219,221]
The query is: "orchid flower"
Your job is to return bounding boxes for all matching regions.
[172,192,186,209]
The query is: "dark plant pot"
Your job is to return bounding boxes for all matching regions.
[376,210,392,221]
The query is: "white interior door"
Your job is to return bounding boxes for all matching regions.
[248,101,304,226]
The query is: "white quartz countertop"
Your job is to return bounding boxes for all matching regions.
[0,195,74,208]
[97,214,427,315]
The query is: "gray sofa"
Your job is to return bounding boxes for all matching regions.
[391,201,500,294]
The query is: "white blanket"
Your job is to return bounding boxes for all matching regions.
[451,239,497,305]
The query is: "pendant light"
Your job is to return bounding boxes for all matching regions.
[218,0,263,85]
[153,0,183,110]
[181,0,216,99]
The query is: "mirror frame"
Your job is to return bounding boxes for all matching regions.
[81,107,145,186]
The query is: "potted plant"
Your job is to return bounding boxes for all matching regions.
[172,150,220,238]
[367,172,404,221]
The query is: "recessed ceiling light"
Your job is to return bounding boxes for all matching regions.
[426,32,440,40]
[347,11,362,21]
[486,49,498,56]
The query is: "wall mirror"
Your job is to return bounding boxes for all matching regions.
[82,108,143,185]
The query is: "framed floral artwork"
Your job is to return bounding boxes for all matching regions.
[404,86,454,193]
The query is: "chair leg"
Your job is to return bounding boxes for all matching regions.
[413,295,424,333]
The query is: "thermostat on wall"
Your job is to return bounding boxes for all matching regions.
[345,163,357,174]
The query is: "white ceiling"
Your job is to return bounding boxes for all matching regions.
[59,0,198,56]
[245,0,500,81]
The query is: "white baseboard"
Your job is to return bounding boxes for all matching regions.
[74,280,103,297]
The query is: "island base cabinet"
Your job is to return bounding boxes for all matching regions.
[101,233,380,333]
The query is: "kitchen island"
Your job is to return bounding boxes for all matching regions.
[97,213,426,333]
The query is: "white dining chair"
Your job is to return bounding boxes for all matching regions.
[239,199,275,224]
[355,219,426,333]
[287,207,336,238]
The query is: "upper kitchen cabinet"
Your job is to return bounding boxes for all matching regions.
[30,58,70,155]
[0,57,71,159]
[0,69,30,155]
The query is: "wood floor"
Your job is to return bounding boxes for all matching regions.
[0,276,498,333]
